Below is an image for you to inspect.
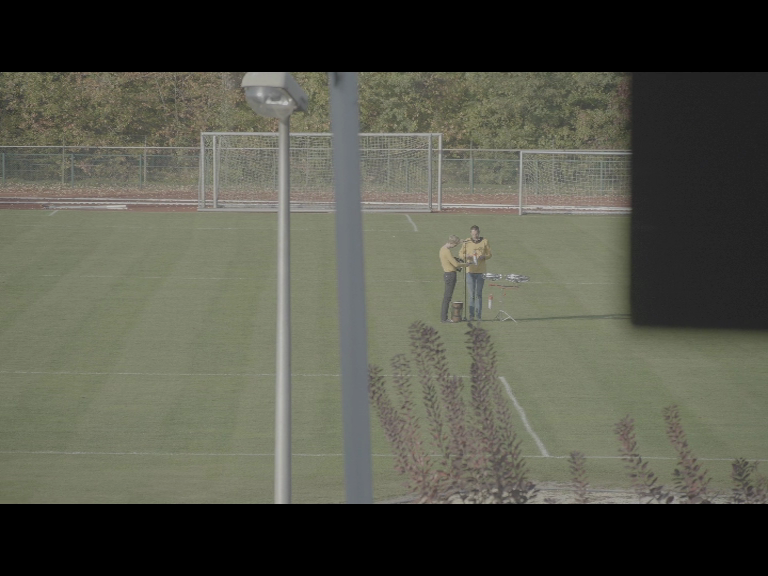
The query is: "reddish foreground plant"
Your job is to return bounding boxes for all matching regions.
[369,321,536,503]
[370,322,766,504]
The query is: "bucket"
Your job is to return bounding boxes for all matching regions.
[451,301,464,322]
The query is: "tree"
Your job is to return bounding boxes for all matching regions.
[0,72,631,149]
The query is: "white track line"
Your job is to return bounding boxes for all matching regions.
[37,274,250,281]
[405,214,418,232]
[0,370,340,377]
[2,370,761,464]
[523,455,768,462]
[384,281,623,285]
[362,229,415,232]
[530,281,623,285]
[1,450,762,462]
[0,370,482,378]
[5,224,321,231]
[6,224,411,232]
[14,275,619,285]
[0,274,428,282]
[499,376,550,457]
[0,450,384,457]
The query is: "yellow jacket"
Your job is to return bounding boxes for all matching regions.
[440,246,464,272]
[459,237,492,273]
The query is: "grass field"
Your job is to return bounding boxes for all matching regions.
[1,209,766,503]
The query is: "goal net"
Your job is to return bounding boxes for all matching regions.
[199,132,441,212]
[520,150,631,214]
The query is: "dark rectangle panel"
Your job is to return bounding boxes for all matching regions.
[631,72,768,329]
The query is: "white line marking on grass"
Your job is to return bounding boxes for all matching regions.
[405,214,418,232]
[362,228,414,232]
[6,368,763,464]
[6,224,319,231]
[48,211,58,216]
[0,370,342,377]
[8,222,410,233]
[524,455,768,462]
[499,376,550,457]
[530,281,623,285]
[0,450,394,458]
[195,227,316,231]
[37,274,250,281]
[3,450,762,462]
[27,274,430,282]
[1,370,479,378]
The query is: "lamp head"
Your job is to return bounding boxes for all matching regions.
[241,72,308,120]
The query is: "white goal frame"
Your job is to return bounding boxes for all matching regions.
[518,150,632,215]
[199,132,442,212]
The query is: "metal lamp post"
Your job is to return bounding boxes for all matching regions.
[241,72,308,504]
[329,72,373,503]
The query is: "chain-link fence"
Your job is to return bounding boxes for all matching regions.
[0,145,631,212]
[440,149,521,207]
[0,146,200,200]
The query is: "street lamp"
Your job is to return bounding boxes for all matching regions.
[242,72,308,120]
[241,72,308,504]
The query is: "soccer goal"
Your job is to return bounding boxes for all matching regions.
[519,150,631,214]
[199,132,442,212]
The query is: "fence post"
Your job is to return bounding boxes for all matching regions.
[273,142,278,194]
[428,134,433,210]
[386,145,390,188]
[143,146,148,189]
[1,153,4,186]
[437,133,443,212]
[405,158,409,195]
[518,150,524,215]
[213,135,219,208]
[199,134,205,209]
[71,153,75,186]
[470,142,474,195]
[600,158,604,195]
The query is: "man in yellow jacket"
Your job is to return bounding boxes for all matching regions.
[459,224,492,321]
[440,234,469,323]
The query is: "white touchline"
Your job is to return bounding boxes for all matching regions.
[37,274,251,280]
[525,455,768,462]
[1,372,762,463]
[9,223,410,232]
[362,229,415,232]
[0,370,472,378]
[0,450,764,462]
[499,376,550,457]
[530,281,623,285]
[405,214,418,232]
[0,450,395,458]
[7,224,319,231]
[46,275,432,282]
[0,370,342,377]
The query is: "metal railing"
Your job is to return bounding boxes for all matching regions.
[0,145,632,212]
[0,146,200,199]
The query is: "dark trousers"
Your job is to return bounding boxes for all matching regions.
[442,271,457,321]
